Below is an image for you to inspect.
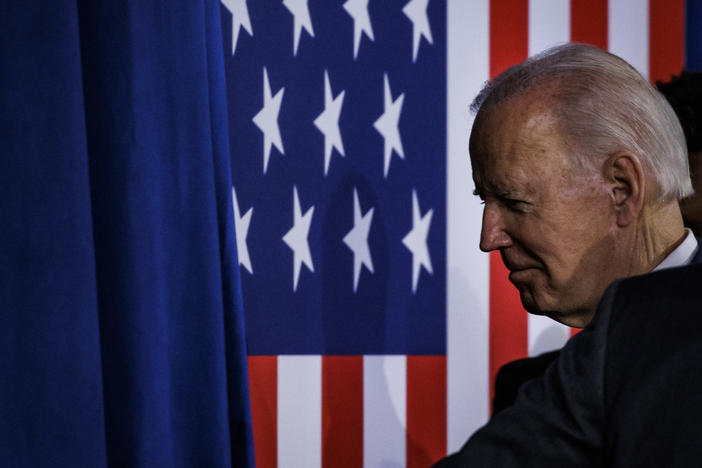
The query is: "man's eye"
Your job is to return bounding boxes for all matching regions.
[502,198,527,211]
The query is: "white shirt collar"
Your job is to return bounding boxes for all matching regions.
[652,228,698,272]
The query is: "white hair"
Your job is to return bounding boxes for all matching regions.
[471,43,693,201]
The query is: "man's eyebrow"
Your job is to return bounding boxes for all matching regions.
[495,189,516,198]
[473,187,519,199]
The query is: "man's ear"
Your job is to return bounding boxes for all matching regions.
[603,152,645,227]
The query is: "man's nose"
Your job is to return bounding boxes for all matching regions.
[479,204,511,252]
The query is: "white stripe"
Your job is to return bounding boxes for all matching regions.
[278,355,321,468]
[363,355,406,468]
[528,0,570,56]
[528,314,571,356]
[608,0,649,78]
[447,0,490,454]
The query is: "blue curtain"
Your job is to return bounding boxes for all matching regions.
[0,1,254,466]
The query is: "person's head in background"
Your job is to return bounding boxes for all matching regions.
[470,43,692,328]
[657,71,702,233]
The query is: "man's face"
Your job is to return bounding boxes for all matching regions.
[470,96,620,327]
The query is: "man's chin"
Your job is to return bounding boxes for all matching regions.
[520,298,549,317]
[518,290,562,320]
[520,294,587,328]
[514,285,545,314]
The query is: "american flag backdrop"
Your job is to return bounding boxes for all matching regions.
[219,0,685,466]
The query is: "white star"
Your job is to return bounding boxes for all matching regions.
[313,70,346,176]
[343,0,375,59]
[373,73,405,178]
[402,0,433,63]
[343,188,375,293]
[232,187,253,274]
[221,0,253,55]
[283,0,315,56]
[282,186,315,292]
[252,67,285,174]
[402,190,433,293]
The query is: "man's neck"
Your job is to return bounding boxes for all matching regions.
[627,201,686,275]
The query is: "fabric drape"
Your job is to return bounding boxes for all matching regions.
[1,1,254,466]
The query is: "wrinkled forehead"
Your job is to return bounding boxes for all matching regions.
[470,95,564,168]
[468,94,582,199]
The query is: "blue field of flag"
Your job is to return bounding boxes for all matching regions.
[222,0,446,355]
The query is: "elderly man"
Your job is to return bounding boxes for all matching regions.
[473,44,698,328]
[487,45,702,415]
[434,44,702,466]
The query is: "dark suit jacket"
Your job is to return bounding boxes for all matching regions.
[492,240,702,416]
[492,349,560,415]
[435,262,702,467]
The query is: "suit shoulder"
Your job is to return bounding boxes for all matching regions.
[613,263,702,307]
[493,350,561,415]
[602,263,702,350]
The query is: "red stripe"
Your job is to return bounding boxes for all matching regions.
[406,356,447,468]
[321,356,363,468]
[488,0,529,409]
[571,0,608,50]
[489,253,527,409]
[248,356,277,468]
[649,0,684,83]
[489,0,528,78]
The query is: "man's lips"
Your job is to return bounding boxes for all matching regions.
[505,265,540,284]
[502,260,538,272]
[500,251,541,281]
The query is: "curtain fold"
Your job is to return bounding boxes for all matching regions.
[1,1,254,466]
